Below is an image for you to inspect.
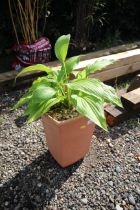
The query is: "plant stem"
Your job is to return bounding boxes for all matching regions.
[62,62,71,107]
[67,88,72,108]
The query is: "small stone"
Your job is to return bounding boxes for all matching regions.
[108,203,115,209]
[106,138,111,143]
[109,143,113,148]
[37,176,41,180]
[46,189,49,193]
[122,200,126,206]
[135,188,140,195]
[5,201,9,206]
[108,181,114,187]
[101,190,106,195]
[136,203,140,210]
[54,195,57,200]
[80,173,84,178]
[113,172,117,176]
[115,166,121,173]
[128,195,135,205]
[109,196,114,203]
[81,198,88,204]
[37,183,42,188]
[0,184,3,187]
[135,168,140,173]
[125,179,130,184]
[129,205,135,210]
[116,204,123,210]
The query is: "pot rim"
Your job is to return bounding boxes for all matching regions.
[42,114,91,126]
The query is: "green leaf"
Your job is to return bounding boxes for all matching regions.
[55,56,80,81]
[81,59,114,76]
[27,98,60,123]
[24,100,41,118]
[16,64,52,78]
[13,91,32,109]
[55,34,70,63]
[56,66,65,82]
[71,94,107,130]
[67,78,122,107]
[32,84,56,103]
[100,82,123,107]
[65,56,80,74]
[30,77,57,93]
[77,69,87,79]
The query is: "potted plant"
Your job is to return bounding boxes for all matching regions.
[14,34,122,167]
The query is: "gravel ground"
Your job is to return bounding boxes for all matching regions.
[0,89,140,210]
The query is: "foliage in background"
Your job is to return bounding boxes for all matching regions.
[44,0,140,50]
[73,0,140,47]
[1,0,140,50]
[74,0,106,43]
[14,35,122,130]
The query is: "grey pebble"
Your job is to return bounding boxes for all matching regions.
[128,195,136,206]
[135,168,140,173]
[101,190,106,195]
[116,204,123,210]
[81,198,88,204]
[37,183,42,187]
[125,179,130,184]
[5,201,9,206]
[135,188,140,195]
[115,166,121,173]
[108,181,114,187]
[129,205,135,210]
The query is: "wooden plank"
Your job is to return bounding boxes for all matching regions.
[104,89,127,126]
[1,48,140,90]
[121,88,140,110]
[74,49,140,73]
[105,105,139,126]
[90,61,140,81]
[105,105,129,126]
[105,87,140,126]
[1,48,140,83]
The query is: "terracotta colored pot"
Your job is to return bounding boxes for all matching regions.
[42,115,95,167]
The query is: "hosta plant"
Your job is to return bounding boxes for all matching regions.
[15,34,122,130]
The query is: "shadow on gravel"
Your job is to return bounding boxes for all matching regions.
[14,115,27,128]
[0,151,82,209]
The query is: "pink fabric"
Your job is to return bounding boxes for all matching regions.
[12,37,51,69]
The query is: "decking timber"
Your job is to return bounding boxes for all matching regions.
[121,87,140,110]
[105,86,140,126]
[90,61,140,81]
[1,48,140,86]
